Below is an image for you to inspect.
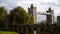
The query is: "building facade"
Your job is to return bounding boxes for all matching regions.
[57,16,60,26]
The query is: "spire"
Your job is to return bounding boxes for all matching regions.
[31,4,33,9]
[48,7,51,11]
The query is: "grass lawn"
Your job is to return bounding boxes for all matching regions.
[0,31,19,34]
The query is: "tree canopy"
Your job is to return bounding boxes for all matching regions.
[0,7,7,25]
[9,6,34,25]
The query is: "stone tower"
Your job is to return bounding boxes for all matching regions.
[57,16,60,26]
[28,4,37,23]
[46,7,54,24]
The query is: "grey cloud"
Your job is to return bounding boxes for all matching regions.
[40,2,60,7]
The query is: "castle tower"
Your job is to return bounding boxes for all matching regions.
[28,4,37,23]
[46,7,54,24]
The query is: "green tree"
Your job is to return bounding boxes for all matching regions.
[10,6,34,25]
[28,16,34,24]
[0,7,7,25]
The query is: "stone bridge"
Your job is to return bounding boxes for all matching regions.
[0,24,59,34]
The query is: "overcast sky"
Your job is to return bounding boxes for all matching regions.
[0,0,60,22]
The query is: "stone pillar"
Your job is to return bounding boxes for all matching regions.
[16,27,19,31]
[20,27,23,34]
[23,28,28,34]
[34,31,37,34]
[36,28,40,34]
[28,28,34,34]
[26,28,28,34]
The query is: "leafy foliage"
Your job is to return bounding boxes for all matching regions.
[0,7,7,25]
[9,6,34,25]
[28,16,34,24]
